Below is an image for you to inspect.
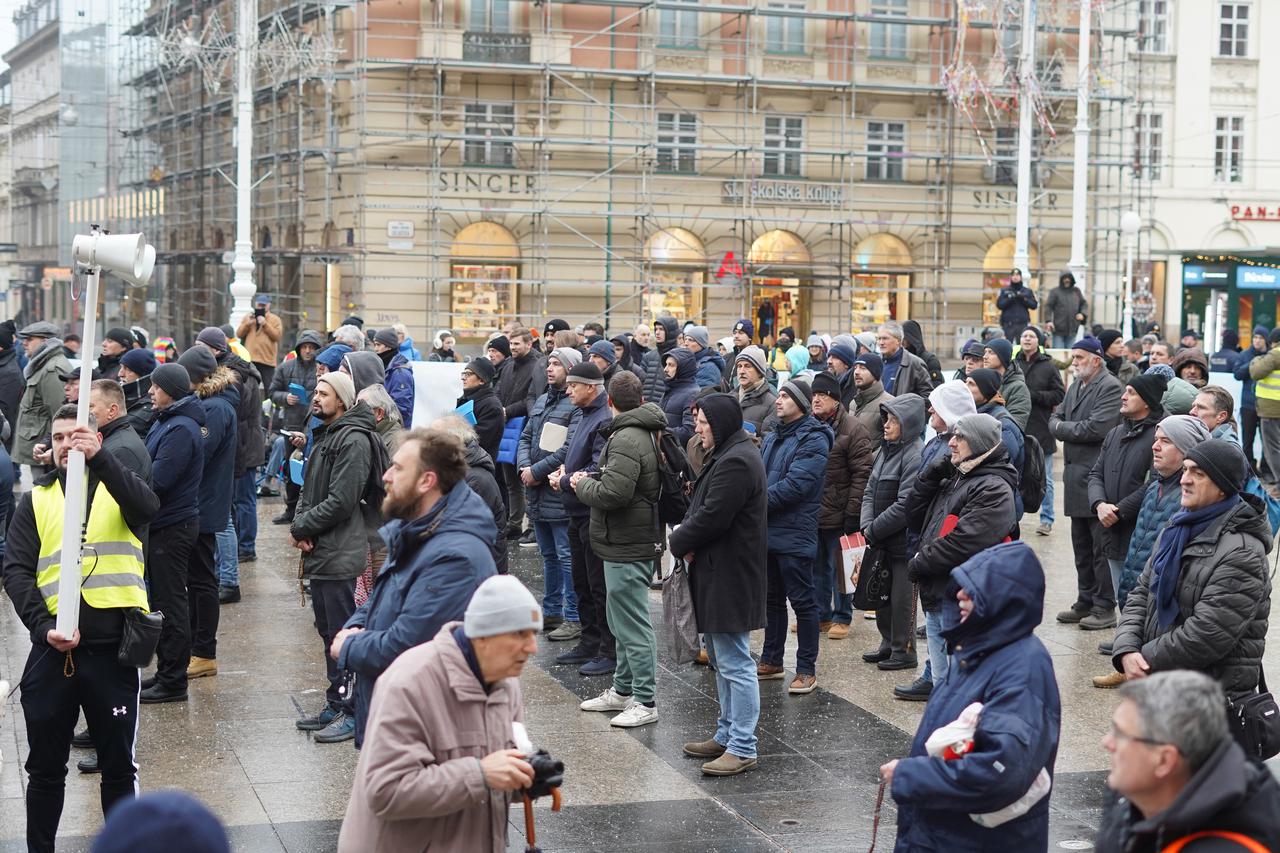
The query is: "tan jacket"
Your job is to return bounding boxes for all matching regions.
[338,622,523,853]
[236,310,283,366]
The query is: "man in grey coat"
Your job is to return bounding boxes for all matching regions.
[1049,337,1123,628]
[14,321,72,467]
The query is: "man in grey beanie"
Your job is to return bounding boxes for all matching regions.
[340,575,541,852]
[684,325,726,389]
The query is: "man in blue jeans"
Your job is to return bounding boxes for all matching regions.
[756,380,833,695]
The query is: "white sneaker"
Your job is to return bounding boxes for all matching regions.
[610,703,659,728]
[580,687,633,712]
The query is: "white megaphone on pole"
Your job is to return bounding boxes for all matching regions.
[56,228,156,638]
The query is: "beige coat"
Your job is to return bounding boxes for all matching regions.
[338,622,523,853]
[235,310,283,366]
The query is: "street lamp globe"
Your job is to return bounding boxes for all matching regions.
[1120,210,1141,236]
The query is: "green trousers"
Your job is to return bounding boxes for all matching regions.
[603,559,658,704]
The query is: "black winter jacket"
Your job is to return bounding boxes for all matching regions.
[641,316,680,404]
[219,352,264,475]
[457,384,505,461]
[0,346,22,451]
[269,331,323,430]
[193,367,240,534]
[1086,411,1161,559]
[1017,349,1065,454]
[494,351,546,420]
[144,394,205,530]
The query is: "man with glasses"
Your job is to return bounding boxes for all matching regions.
[1096,670,1280,852]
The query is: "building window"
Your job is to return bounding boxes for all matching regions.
[992,126,1017,185]
[765,3,805,55]
[656,112,697,173]
[866,120,906,181]
[869,0,908,59]
[1218,3,1249,57]
[464,104,515,167]
[763,116,803,177]
[1138,0,1169,53]
[1134,112,1163,180]
[1214,116,1244,183]
[658,0,699,48]
[470,0,511,32]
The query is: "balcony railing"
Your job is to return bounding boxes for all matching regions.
[463,32,532,64]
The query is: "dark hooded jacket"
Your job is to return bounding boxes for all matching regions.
[269,330,323,431]
[1044,272,1088,340]
[892,542,1060,853]
[905,443,1019,611]
[517,382,580,523]
[996,279,1039,340]
[861,395,926,557]
[575,402,666,562]
[1086,409,1162,559]
[457,381,505,462]
[903,320,945,387]
[761,413,834,554]
[1171,347,1209,387]
[611,334,645,383]
[1112,493,1272,698]
[145,393,206,530]
[557,390,612,519]
[1095,738,1280,853]
[121,374,155,439]
[693,346,726,390]
[0,344,23,451]
[494,349,546,421]
[462,439,508,573]
[660,347,698,447]
[1017,347,1065,455]
[338,481,497,747]
[218,352,263,476]
[668,395,767,634]
[815,402,874,534]
[192,366,240,534]
[641,316,680,404]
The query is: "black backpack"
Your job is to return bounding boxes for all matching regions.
[651,430,696,525]
[1018,426,1047,513]
[362,430,392,510]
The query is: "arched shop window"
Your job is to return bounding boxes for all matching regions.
[643,227,706,323]
[749,230,811,344]
[852,232,912,329]
[982,237,1039,328]
[451,221,519,336]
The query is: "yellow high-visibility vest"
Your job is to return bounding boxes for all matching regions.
[1257,365,1280,402]
[32,478,148,615]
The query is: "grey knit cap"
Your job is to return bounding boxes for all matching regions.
[1158,414,1211,457]
[952,413,1002,456]
[549,346,582,369]
[464,575,542,638]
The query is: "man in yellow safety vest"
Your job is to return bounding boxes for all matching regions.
[1,403,159,853]
[1247,327,1280,488]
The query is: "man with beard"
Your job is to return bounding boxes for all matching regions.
[329,427,497,747]
[641,315,679,404]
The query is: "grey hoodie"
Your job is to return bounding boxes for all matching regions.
[860,394,926,557]
[344,351,387,395]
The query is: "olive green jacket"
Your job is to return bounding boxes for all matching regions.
[574,402,665,563]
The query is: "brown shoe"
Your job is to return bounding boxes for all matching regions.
[1092,671,1125,689]
[788,674,818,695]
[756,663,785,680]
[694,649,710,666]
[186,656,217,679]
[819,621,833,633]
[826,623,850,640]
[701,752,758,776]
[683,738,726,759]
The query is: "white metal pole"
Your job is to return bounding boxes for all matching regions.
[1122,240,1134,340]
[227,0,259,328]
[1067,0,1091,296]
[54,266,100,638]
[1012,0,1038,278]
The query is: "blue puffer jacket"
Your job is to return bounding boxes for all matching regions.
[384,351,415,427]
[694,347,725,389]
[518,383,580,523]
[145,393,206,530]
[194,367,240,534]
[893,541,1061,853]
[660,347,698,446]
[1116,470,1182,607]
[339,481,496,747]
[760,414,833,555]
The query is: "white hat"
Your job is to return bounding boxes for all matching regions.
[929,379,977,429]
[464,576,542,638]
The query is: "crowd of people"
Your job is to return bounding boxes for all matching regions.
[2,282,1278,852]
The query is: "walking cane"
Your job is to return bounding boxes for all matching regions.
[522,787,562,853]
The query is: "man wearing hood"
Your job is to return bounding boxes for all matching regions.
[1044,270,1088,348]
[1018,327,1066,535]
[1111,440,1271,706]
[610,333,645,383]
[981,338,1032,430]
[1170,346,1209,388]
[1232,326,1269,475]
[641,315,679,404]
[15,321,73,467]
[669,394,768,777]
[1050,337,1123,630]
[342,350,386,395]
[142,363,206,704]
[903,414,1019,697]
[176,347,240,682]
[1084,374,1166,631]
[734,346,776,435]
[0,320,22,450]
[902,320,944,386]
[374,328,416,427]
[884,541,1060,852]
[118,348,157,439]
[996,268,1039,342]
[289,373,378,744]
[810,372,874,641]
[97,327,135,383]
[849,353,893,448]
[331,427,496,747]
[660,347,699,446]
[268,330,322,523]
[757,380,833,695]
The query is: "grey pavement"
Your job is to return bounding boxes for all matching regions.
[2,476,1278,852]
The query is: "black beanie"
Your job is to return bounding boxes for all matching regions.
[811,371,842,400]
[467,356,495,384]
[486,335,512,359]
[967,368,1002,402]
[1126,373,1168,412]
[780,379,812,414]
[1098,329,1123,353]
[151,363,192,399]
[544,318,571,339]
[1186,439,1248,497]
[698,392,743,447]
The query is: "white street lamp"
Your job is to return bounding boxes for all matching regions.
[1120,210,1142,340]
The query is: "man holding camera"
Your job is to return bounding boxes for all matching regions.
[339,575,544,853]
[236,293,283,391]
[2,405,159,853]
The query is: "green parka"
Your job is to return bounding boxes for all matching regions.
[574,402,665,563]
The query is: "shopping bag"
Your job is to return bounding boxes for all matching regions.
[662,559,700,666]
[839,533,867,595]
[852,546,891,611]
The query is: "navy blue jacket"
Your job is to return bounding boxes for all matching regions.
[558,391,612,519]
[660,347,698,446]
[145,393,206,530]
[978,400,1025,515]
[517,383,580,523]
[194,368,240,533]
[384,351,415,427]
[760,414,833,554]
[893,541,1061,852]
[693,347,726,389]
[340,481,497,746]
[1234,344,1263,411]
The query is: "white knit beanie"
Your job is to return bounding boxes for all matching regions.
[929,379,977,429]
[464,576,542,638]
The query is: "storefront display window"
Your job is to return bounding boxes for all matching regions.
[644,228,707,323]
[450,222,520,335]
[750,230,810,342]
[982,237,1039,327]
[852,234,912,329]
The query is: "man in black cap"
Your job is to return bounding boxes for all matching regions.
[373,327,415,427]
[1082,373,1165,631]
[1111,439,1271,703]
[98,328,134,382]
[457,356,505,473]
[15,321,73,468]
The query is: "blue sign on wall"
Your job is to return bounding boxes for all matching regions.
[1236,267,1280,289]
[1183,265,1231,286]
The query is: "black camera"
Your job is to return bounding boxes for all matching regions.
[526,749,564,799]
